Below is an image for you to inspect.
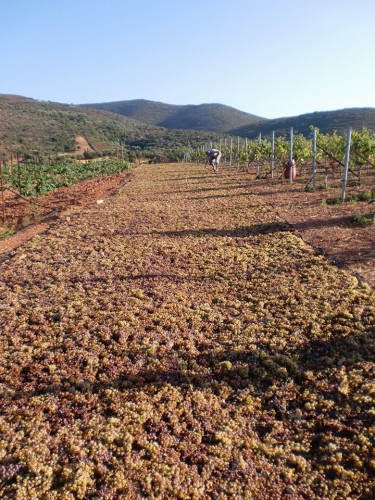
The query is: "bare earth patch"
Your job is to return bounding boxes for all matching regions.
[0,169,132,256]
[74,135,94,154]
[222,168,375,288]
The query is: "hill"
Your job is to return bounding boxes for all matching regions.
[229,107,375,139]
[0,95,216,160]
[1,95,374,161]
[79,99,267,133]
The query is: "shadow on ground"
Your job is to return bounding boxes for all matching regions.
[152,222,293,238]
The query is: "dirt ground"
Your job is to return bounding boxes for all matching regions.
[0,169,133,256]
[75,135,94,154]
[1,163,374,287]
[242,176,375,288]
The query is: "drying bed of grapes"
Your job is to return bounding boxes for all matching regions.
[0,163,374,499]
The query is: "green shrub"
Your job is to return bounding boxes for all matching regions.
[0,226,15,239]
[352,214,368,224]
[326,196,342,205]
[357,191,372,202]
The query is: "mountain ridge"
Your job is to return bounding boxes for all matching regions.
[80,98,375,138]
[79,99,267,133]
[229,107,375,138]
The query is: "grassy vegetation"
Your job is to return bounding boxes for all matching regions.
[352,213,375,225]
[0,226,15,239]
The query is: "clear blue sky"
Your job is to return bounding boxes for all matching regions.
[1,0,374,118]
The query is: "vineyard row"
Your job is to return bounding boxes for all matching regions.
[185,127,375,200]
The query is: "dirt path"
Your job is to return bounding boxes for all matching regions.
[0,163,374,498]
[75,135,94,154]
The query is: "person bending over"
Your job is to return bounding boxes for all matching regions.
[205,148,222,171]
